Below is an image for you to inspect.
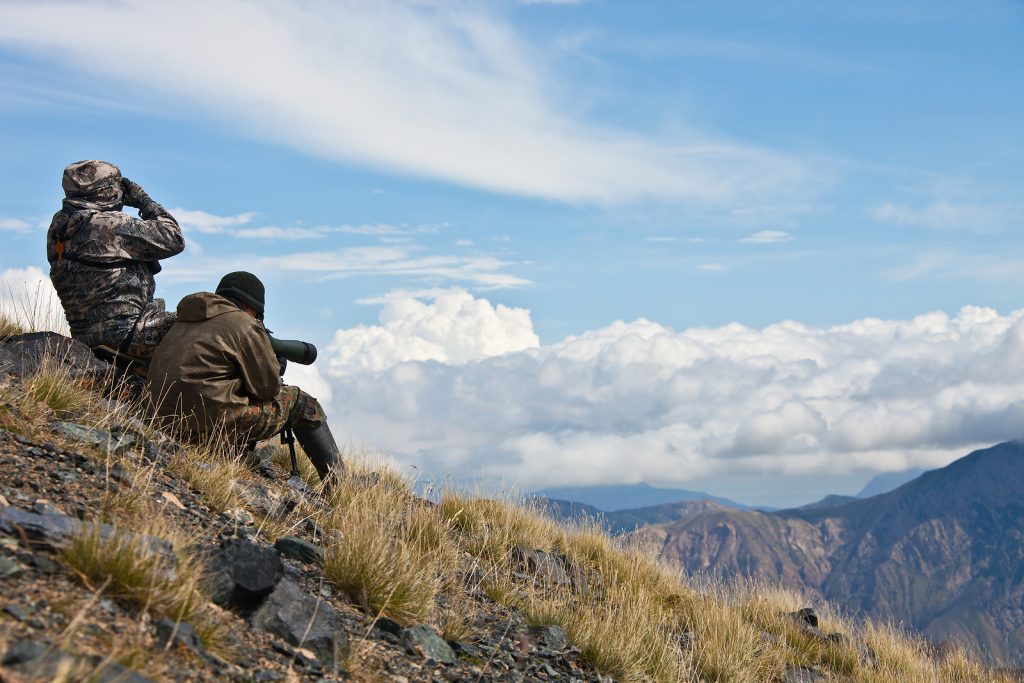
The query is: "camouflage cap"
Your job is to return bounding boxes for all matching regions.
[62,160,122,209]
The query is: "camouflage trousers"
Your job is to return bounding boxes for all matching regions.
[123,303,176,361]
[232,385,326,445]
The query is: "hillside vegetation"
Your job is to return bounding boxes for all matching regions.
[0,314,1015,682]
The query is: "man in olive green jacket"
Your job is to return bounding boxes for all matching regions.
[147,271,343,486]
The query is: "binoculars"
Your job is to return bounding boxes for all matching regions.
[269,335,317,365]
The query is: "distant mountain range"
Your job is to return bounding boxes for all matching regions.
[855,467,927,498]
[535,467,930,534]
[644,443,1024,663]
[533,482,764,512]
[537,497,724,535]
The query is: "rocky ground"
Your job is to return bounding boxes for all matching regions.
[0,333,612,682]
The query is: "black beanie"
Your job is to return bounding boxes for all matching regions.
[216,271,265,316]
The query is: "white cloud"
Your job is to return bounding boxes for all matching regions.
[301,299,1024,501]
[170,209,257,234]
[882,249,1024,285]
[874,200,1015,232]
[0,266,67,333]
[0,218,32,233]
[645,236,678,243]
[697,263,727,272]
[325,288,539,374]
[740,229,794,244]
[161,244,532,290]
[233,226,325,240]
[169,210,416,241]
[332,224,407,236]
[0,0,806,205]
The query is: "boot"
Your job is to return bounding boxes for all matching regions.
[293,421,345,487]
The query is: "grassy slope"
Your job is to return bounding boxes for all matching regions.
[0,315,1015,682]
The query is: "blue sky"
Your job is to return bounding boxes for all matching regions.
[1,0,1022,506]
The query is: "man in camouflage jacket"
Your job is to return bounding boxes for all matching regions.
[46,160,184,360]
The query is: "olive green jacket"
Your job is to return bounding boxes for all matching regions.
[148,292,280,435]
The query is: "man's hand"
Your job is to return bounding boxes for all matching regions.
[121,177,146,208]
[121,176,169,220]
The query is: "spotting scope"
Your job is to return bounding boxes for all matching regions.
[269,336,317,365]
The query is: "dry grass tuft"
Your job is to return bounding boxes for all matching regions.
[0,311,24,340]
[320,454,457,625]
[62,524,199,630]
[167,440,249,512]
[24,355,95,418]
[439,490,559,562]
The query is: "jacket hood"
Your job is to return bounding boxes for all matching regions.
[62,159,123,212]
[176,292,247,323]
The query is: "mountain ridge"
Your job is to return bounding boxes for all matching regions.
[651,441,1024,663]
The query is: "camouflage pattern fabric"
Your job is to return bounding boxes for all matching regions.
[46,160,184,355]
[232,385,326,444]
[123,305,177,361]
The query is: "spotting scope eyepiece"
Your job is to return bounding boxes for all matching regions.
[269,336,317,365]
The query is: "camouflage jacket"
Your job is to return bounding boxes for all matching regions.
[46,205,184,349]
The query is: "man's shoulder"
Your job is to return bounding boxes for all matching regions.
[69,209,133,235]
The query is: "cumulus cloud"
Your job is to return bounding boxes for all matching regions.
[0,0,806,205]
[0,266,67,333]
[325,288,539,374]
[305,297,1024,501]
[740,229,794,244]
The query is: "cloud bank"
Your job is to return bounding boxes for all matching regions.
[303,289,1024,497]
[0,0,805,204]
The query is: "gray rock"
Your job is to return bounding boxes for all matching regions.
[528,624,569,651]
[675,630,696,650]
[1,638,154,683]
[53,470,79,484]
[783,664,827,683]
[52,421,136,451]
[513,546,570,587]
[372,616,403,636]
[1,640,76,680]
[154,618,205,653]
[250,579,347,669]
[0,556,21,577]
[0,332,112,383]
[789,607,819,629]
[91,659,157,683]
[275,536,323,565]
[4,603,32,622]
[0,505,77,547]
[400,624,456,664]
[204,537,283,607]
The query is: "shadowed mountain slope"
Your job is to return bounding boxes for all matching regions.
[653,442,1024,663]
